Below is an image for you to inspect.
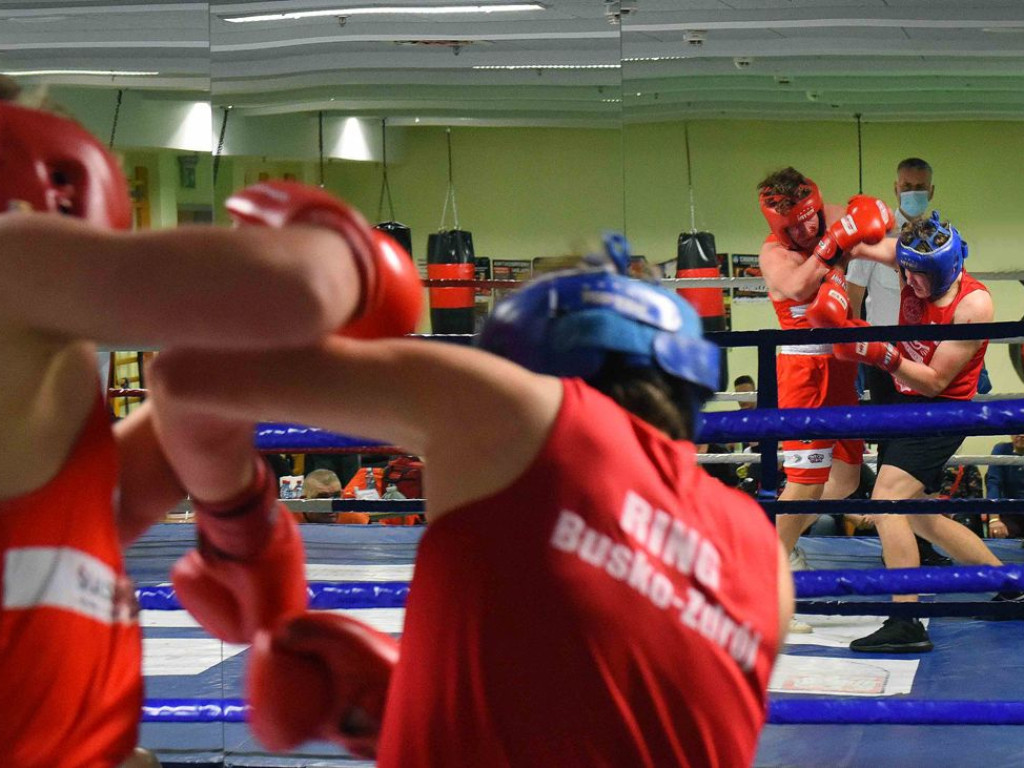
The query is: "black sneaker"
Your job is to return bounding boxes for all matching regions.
[850,617,933,653]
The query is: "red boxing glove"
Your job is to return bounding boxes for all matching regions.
[806,270,851,328]
[846,195,895,244]
[248,612,399,757]
[813,195,894,267]
[834,322,903,373]
[225,181,422,339]
[172,460,308,644]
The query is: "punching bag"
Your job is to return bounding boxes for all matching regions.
[677,230,727,388]
[375,221,412,257]
[427,229,476,334]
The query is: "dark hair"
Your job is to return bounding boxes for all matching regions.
[757,167,814,212]
[897,157,932,176]
[734,375,755,388]
[589,354,698,440]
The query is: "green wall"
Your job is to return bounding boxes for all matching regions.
[323,125,625,261]
[623,120,1024,449]
[192,117,1024,456]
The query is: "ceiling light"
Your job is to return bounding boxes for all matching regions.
[223,4,544,23]
[473,63,620,70]
[1,69,159,77]
[621,55,688,63]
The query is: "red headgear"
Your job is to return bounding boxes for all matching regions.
[758,179,823,250]
[0,102,131,230]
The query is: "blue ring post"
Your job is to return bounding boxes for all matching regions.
[757,341,779,503]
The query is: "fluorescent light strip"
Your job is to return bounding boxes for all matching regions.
[474,63,620,70]
[224,4,543,23]
[2,69,159,76]
[621,55,690,63]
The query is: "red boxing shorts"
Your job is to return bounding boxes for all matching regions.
[777,352,863,485]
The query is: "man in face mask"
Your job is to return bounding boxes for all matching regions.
[893,158,935,229]
[847,157,934,405]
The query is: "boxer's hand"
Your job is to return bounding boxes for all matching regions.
[813,196,894,266]
[846,195,895,243]
[806,270,850,328]
[226,181,421,338]
[171,459,308,644]
[834,323,903,374]
[248,612,399,757]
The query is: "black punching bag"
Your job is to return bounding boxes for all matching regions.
[375,221,412,257]
[677,231,727,388]
[426,229,475,334]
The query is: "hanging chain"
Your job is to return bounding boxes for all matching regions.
[439,127,460,230]
[376,118,397,221]
[108,89,124,149]
[212,106,231,185]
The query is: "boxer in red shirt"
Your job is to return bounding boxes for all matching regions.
[756,167,892,558]
[148,236,795,767]
[0,82,421,766]
[808,212,1020,653]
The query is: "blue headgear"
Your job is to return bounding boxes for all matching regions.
[896,210,967,299]
[477,234,721,404]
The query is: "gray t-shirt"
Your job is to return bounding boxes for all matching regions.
[846,256,901,325]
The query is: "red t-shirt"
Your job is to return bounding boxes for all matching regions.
[895,271,989,399]
[378,379,780,768]
[0,396,141,767]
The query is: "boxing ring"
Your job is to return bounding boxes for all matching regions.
[125,310,1024,767]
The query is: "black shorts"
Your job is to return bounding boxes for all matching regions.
[877,394,964,494]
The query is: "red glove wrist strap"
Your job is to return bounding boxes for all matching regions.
[194,458,279,561]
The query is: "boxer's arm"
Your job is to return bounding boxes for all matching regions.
[849,237,897,267]
[147,337,564,522]
[111,397,264,547]
[112,402,187,546]
[758,241,829,302]
[0,213,358,348]
[892,290,993,397]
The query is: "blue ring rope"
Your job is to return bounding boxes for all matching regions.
[273,497,1024,515]
[255,399,1024,452]
[768,699,1024,725]
[138,697,1024,726]
[136,566,1024,611]
[142,698,247,723]
[796,600,1024,619]
[138,581,411,611]
[794,564,1024,597]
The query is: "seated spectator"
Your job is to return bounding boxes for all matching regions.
[695,442,739,487]
[302,468,368,524]
[986,434,1024,538]
[732,375,760,459]
[734,375,757,411]
[942,463,985,536]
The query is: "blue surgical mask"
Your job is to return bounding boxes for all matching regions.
[899,190,930,219]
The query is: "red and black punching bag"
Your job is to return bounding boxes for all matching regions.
[677,230,727,387]
[427,229,476,334]
[375,221,412,258]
